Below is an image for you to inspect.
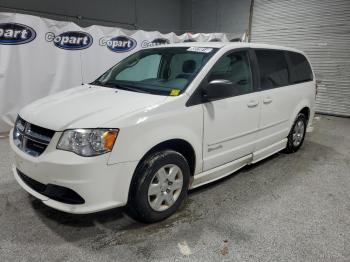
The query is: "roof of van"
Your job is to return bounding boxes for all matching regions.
[160,42,303,54]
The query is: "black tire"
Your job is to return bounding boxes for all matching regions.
[127,150,190,223]
[284,113,308,153]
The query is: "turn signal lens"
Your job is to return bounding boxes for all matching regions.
[103,130,118,150]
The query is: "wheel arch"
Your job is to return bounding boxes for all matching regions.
[290,100,311,128]
[137,139,196,176]
[127,138,197,203]
[299,106,310,121]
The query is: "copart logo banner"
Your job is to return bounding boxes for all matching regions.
[45,31,93,50]
[141,38,170,48]
[0,23,36,45]
[99,35,137,52]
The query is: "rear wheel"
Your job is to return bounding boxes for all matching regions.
[285,113,307,153]
[127,150,190,223]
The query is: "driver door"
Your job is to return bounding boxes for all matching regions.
[202,50,260,171]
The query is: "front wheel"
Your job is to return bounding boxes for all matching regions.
[285,113,307,153]
[127,150,190,223]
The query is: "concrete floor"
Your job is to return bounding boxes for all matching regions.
[0,115,349,261]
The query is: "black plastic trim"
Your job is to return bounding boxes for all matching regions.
[17,169,85,205]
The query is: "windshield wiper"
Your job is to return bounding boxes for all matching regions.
[101,82,153,94]
[114,83,151,94]
[91,81,161,95]
[90,81,114,87]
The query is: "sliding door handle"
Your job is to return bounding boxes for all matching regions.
[247,100,259,108]
[263,97,273,104]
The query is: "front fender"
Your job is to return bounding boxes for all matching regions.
[107,104,203,175]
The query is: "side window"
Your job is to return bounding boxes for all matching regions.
[116,54,161,81]
[287,51,313,84]
[208,51,253,96]
[255,50,289,89]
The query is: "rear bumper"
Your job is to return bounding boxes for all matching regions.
[10,129,138,214]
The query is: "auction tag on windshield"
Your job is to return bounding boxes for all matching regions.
[187,47,213,53]
[170,89,181,96]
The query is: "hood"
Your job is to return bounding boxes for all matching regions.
[19,85,167,131]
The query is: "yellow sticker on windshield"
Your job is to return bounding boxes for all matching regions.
[170,89,181,96]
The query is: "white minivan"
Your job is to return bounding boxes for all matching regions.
[10,42,315,223]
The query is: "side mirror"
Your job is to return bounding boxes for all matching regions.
[202,79,233,101]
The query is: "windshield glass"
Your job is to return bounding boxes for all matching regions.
[92,47,218,96]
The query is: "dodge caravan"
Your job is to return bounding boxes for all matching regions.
[10,43,316,223]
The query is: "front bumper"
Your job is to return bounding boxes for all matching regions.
[10,130,138,214]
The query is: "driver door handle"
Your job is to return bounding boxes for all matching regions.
[263,97,273,104]
[247,100,259,108]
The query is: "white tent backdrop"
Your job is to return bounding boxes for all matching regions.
[0,12,237,132]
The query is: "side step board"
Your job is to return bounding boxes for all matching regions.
[190,154,252,189]
[190,139,288,189]
[252,138,287,164]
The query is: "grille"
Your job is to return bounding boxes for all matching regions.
[13,116,55,157]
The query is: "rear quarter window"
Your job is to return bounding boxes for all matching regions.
[255,49,289,89]
[287,51,313,84]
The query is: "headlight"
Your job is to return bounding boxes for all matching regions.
[13,116,26,148]
[57,129,119,156]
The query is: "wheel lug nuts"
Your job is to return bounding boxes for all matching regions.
[166,189,170,193]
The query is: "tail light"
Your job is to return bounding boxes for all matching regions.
[315,79,321,98]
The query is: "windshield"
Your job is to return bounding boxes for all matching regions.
[92,47,218,96]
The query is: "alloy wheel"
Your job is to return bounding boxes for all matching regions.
[147,164,183,212]
[292,120,305,147]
